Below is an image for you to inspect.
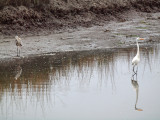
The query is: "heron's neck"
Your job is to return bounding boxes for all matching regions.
[136,40,140,57]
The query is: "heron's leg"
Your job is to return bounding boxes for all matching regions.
[19,47,20,56]
[18,46,21,57]
[17,46,18,56]
[18,47,20,56]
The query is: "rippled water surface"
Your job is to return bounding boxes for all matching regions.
[0,44,160,120]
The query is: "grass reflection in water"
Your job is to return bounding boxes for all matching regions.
[0,44,159,119]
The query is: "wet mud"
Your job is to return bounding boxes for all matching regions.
[0,11,160,61]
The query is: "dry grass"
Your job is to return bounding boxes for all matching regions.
[0,0,159,11]
[0,0,159,35]
[47,0,160,18]
[0,0,49,9]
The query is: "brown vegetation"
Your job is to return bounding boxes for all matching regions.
[0,0,49,9]
[0,0,159,35]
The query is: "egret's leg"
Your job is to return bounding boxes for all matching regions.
[136,71,138,80]
[132,66,136,78]
[132,73,135,79]
[133,71,136,77]
[133,65,136,74]
[136,66,138,73]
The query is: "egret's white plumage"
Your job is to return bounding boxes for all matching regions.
[132,37,144,67]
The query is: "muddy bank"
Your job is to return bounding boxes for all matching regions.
[0,0,160,36]
[0,11,160,62]
[0,0,160,62]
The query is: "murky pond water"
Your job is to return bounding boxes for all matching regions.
[0,44,160,120]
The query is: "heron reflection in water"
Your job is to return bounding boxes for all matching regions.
[131,71,143,111]
[14,64,22,80]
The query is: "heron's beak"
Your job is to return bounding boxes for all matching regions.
[139,38,145,40]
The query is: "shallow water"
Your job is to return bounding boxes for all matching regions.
[0,44,160,120]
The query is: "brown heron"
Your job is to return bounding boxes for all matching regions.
[15,36,22,57]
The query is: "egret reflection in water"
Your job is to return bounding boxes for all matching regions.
[131,70,143,111]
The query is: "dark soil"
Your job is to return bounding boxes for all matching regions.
[0,0,160,36]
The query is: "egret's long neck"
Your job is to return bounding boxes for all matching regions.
[136,39,140,57]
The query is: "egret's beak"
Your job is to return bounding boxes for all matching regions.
[139,38,145,40]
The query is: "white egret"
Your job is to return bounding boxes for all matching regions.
[132,37,144,72]
[15,36,22,57]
